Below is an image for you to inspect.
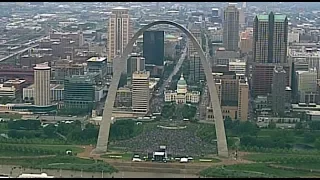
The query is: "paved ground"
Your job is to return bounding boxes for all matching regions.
[22,115,87,122]
[0,145,254,178]
[0,165,198,178]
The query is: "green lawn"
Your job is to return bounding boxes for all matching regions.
[200,165,272,178]
[243,153,320,163]
[0,150,41,157]
[0,123,7,130]
[0,138,67,145]
[200,163,320,178]
[34,144,84,153]
[226,163,320,177]
[4,144,83,153]
[0,144,84,157]
[279,163,320,170]
[0,156,117,173]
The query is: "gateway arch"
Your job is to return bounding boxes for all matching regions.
[94,21,229,157]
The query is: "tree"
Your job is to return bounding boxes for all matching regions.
[231,121,259,136]
[181,104,197,119]
[0,96,11,104]
[315,138,320,150]
[309,121,320,130]
[224,117,233,129]
[43,124,56,138]
[303,132,316,143]
[161,103,175,119]
[268,122,276,129]
[109,120,140,141]
[295,122,303,129]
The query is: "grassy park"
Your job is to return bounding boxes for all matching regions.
[0,156,117,173]
[2,117,320,177]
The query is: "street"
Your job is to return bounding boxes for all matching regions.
[22,115,87,122]
[150,46,188,114]
[0,165,197,178]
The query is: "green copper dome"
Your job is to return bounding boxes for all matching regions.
[177,74,187,86]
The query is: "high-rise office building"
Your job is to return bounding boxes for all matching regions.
[252,63,290,97]
[206,72,249,121]
[107,7,132,63]
[127,53,145,77]
[253,12,288,63]
[189,52,205,83]
[34,63,51,106]
[64,75,95,112]
[188,22,202,58]
[87,57,108,77]
[143,31,164,66]
[271,66,286,115]
[132,71,150,114]
[252,12,289,98]
[223,3,240,51]
[296,68,318,103]
[212,8,219,17]
[210,8,222,23]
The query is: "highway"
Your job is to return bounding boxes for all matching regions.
[0,45,39,62]
[0,36,48,62]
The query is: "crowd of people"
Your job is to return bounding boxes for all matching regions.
[112,124,217,156]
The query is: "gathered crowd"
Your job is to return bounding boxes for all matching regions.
[112,125,217,156]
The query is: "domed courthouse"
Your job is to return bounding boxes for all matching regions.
[164,74,200,104]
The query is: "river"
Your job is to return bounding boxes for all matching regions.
[0,165,198,178]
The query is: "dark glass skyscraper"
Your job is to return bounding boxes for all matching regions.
[143,31,164,66]
[64,75,95,112]
[253,12,288,64]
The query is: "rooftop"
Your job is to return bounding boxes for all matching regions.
[257,14,287,22]
[0,84,15,91]
[257,15,269,21]
[112,7,129,11]
[25,84,64,89]
[306,110,320,116]
[87,57,107,62]
[68,75,93,83]
[34,63,50,70]
[274,14,287,22]
[4,79,26,84]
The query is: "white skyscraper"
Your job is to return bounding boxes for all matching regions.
[34,63,51,106]
[132,71,150,114]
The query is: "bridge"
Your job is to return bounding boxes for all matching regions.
[0,44,39,63]
[0,35,49,63]
[0,44,29,47]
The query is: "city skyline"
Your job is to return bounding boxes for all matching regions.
[0,2,319,178]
